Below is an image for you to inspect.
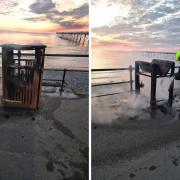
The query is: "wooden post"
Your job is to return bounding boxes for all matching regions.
[150,64,157,113]
[75,33,79,42]
[135,61,140,93]
[68,33,70,40]
[168,62,175,106]
[77,33,79,42]
[82,34,86,45]
[72,34,74,42]
[70,33,73,41]
[79,33,82,43]
[129,65,133,91]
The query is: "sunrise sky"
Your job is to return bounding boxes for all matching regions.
[0,0,88,33]
[92,0,180,52]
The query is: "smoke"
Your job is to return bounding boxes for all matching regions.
[92,92,150,124]
[92,76,178,125]
[92,104,117,124]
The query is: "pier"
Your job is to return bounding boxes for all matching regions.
[56,32,89,46]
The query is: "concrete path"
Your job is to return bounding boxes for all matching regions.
[92,91,180,180]
[93,138,180,180]
[0,96,88,180]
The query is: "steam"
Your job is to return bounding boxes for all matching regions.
[92,76,178,125]
[92,93,149,124]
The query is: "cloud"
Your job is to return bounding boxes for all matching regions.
[27,2,89,30]
[0,1,88,32]
[0,0,19,16]
[28,1,88,19]
[92,0,180,50]
[23,17,47,22]
[59,20,88,29]
[29,0,56,14]
[59,3,89,18]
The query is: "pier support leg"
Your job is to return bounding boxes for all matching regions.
[82,34,86,45]
[76,34,79,42]
[79,33,82,44]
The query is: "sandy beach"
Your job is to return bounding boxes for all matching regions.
[92,88,180,180]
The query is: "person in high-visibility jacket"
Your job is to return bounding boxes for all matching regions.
[175,51,180,80]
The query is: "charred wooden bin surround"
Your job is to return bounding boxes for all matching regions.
[135,59,175,113]
[2,44,46,109]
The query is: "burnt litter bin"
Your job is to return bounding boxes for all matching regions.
[1,44,46,109]
[135,59,175,113]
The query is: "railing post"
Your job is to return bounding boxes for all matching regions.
[150,64,157,114]
[60,69,67,96]
[129,65,133,91]
[169,62,175,106]
[135,61,140,93]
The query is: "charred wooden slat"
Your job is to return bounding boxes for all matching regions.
[1,44,46,109]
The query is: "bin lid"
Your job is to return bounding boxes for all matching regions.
[136,59,174,76]
[1,44,46,50]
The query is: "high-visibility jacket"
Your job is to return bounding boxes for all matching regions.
[176,51,180,61]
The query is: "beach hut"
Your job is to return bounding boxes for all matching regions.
[1,44,46,109]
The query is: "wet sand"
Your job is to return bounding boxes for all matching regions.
[92,90,180,180]
[0,95,88,180]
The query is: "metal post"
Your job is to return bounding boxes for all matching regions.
[60,69,67,96]
[168,63,175,106]
[129,65,133,91]
[135,61,140,93]
[150,64,157,114]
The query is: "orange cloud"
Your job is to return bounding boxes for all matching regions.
[0,1,88,33]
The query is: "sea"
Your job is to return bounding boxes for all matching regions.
[92,49,178,96]
[0,32,89,69]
